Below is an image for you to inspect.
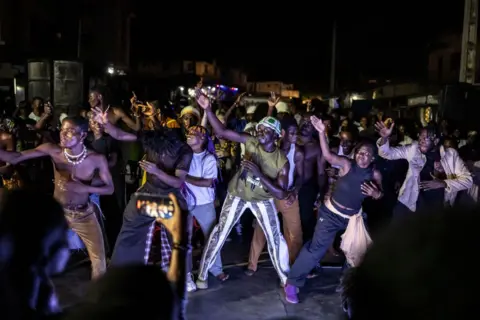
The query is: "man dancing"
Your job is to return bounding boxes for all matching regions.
[297,112,326,242]
[0,116,114,279]
[90,109,193,268]
[195,94,291,288]
[246,117,304,274]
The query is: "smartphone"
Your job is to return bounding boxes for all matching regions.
[134,193,174,219]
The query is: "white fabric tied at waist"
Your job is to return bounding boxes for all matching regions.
[325,199,372,267]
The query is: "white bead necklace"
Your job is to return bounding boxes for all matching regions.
[64,145,87,166]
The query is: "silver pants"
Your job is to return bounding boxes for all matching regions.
[198,193,290,284]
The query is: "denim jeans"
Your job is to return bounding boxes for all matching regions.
[287,203,350,288]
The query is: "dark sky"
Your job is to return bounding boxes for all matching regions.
[131,1,464,90]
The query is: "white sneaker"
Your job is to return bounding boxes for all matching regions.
[186,273,197,292]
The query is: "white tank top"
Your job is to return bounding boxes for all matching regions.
[286,144,296,189]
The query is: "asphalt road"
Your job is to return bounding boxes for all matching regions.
[54,238,346,320]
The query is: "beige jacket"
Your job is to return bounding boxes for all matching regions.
[377,139,473,212]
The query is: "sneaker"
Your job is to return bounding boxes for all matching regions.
[195,278,208,290]
[284,284,299,304]
[186,273,197,292]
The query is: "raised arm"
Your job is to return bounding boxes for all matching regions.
[311,116,350,170]
[196,94,247,144]
[0,142,53,165]
[375,121,409,160]
[113,106,141,131]
[104,121,137,141]
[93,107,137,141]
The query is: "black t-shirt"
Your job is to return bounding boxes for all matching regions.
[417,149,444,209]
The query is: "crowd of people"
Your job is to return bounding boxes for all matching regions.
[0,84,478,319]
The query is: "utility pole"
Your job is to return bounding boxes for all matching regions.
[77,18,82,59]
[459,0,478,84]
[329,20,337,94]
[125,13,135,68]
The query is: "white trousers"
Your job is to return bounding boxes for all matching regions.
[198,193,290,284]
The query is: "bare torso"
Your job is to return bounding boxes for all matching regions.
[0,132,13,166]
[50,147,100,207]
[300,138,321,182]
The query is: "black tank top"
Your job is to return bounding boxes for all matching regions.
[331,160,374,211]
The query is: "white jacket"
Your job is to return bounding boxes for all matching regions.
[377,139,473,212]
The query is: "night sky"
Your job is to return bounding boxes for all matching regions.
[131,1,463,90]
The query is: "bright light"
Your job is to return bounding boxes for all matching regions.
[187,88,196,97]
[351,94,360,100]
[107,67,114,74]
[211,87,216,92]
[179,86,184,91]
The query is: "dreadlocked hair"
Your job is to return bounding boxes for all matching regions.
[188,125,217,159]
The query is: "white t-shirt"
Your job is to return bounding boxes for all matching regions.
[185,150,218,207]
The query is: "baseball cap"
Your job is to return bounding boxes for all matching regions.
[256,116,281,135]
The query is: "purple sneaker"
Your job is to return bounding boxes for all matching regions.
[284,284,299,304]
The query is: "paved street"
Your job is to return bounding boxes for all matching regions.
[54,240,346,320]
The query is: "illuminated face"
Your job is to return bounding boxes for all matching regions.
[355,144,374,168]
[257,124,276,144]
[340,131,355,155]
[284,125,298,145]
[60,120,85,148]
[88,91,102,108]
[418,129,436,154]
[182,113,197,129]
[186,127,205,147]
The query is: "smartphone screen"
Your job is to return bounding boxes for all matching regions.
[135,193,174,219]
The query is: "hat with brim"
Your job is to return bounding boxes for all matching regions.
[180,106,201,119]
[256,116,281,135]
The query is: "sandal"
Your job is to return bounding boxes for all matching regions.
[244,268,256,276]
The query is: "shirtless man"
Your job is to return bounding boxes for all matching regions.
[86,86,141,131]
[297,112,326,242]
[0,116,114,279]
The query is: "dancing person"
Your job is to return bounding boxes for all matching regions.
[183,125,228,292]
[0,116,114,279]
[90,109,193,268]
[86,86,140,131]
[0,190,70,320]
[195,94,291,289]
[296,112,326,242]
[375,122,472,218]
[284,116,383,304]
[246,117,304,274]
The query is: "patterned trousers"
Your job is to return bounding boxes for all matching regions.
[198,193,290,284]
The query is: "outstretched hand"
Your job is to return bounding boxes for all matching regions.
[375,121,394,138]
[310,116,325,133]
[267,92,280,108]
[92,106,109,125]
[196,93,211,110]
